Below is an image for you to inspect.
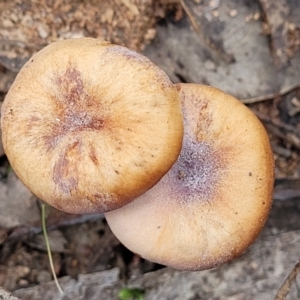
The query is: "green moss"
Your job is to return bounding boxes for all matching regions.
[118,287,145,300]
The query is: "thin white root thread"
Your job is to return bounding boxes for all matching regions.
[41,203,64,295]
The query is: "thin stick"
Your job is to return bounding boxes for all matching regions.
[275,260,300,300]
[241,83,300,104]
[41,203,64,295]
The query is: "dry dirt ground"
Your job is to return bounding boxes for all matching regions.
[0,0,300,299]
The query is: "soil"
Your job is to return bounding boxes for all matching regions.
[0,0,300,299]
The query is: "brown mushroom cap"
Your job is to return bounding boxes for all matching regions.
[0,38,183,214]
[105,83,274,271]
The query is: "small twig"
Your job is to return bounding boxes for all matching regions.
[241,83,300,104]
[5,212,103,244]
[253,110,297,134]
[275,260,300,300]
[253,109,300,149]
[41,203,64,295]
[179,0,233,63]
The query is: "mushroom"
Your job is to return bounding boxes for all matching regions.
[0,38,183,214]
[105,83,274,271]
